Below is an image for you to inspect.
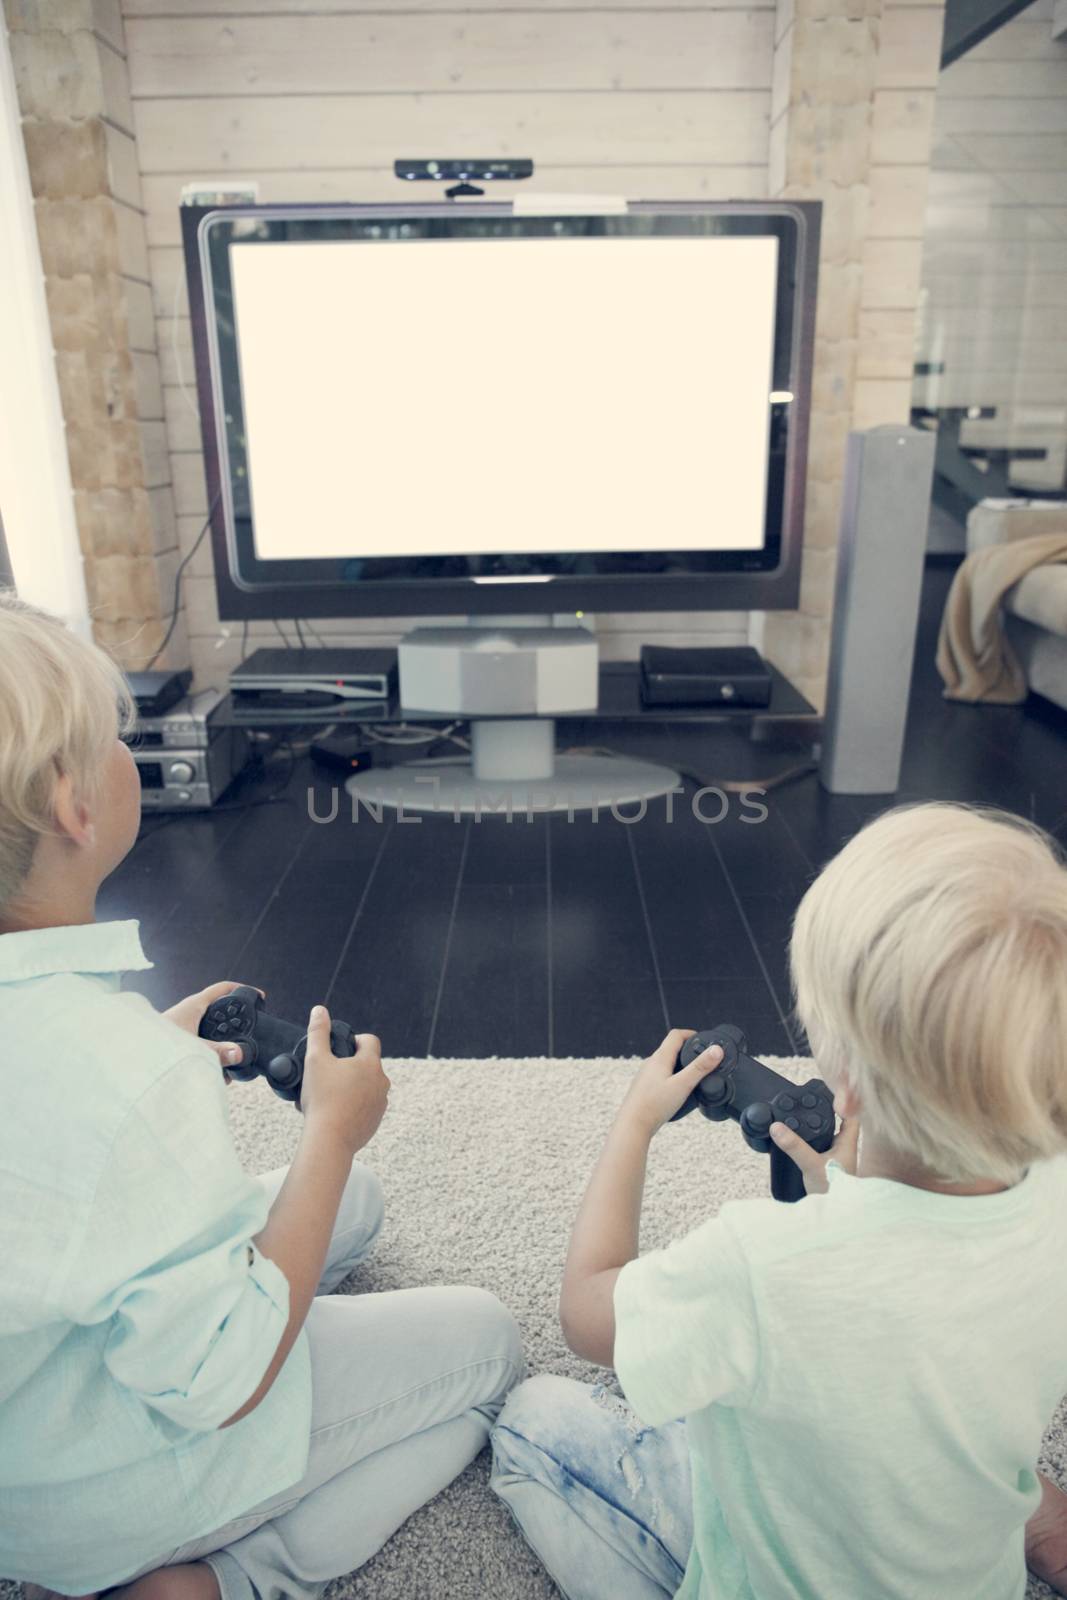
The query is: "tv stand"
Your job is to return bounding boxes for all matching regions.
[210,660,818,807]
[345,715,682,814]
[339,616,684,814]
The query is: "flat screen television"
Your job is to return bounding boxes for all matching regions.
[182,199,820,622]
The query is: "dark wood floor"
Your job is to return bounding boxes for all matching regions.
[104,564,1067,1059]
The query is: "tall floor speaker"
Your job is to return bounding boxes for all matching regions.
[820,424,936,794]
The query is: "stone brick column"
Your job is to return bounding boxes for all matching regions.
[4,0,184,668]
[760,0,945,711]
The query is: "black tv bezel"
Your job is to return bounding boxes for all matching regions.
[182,199,820,622]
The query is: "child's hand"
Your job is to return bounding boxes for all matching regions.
[769,1113,860,1195]
[162,980,265,1081]
[617,1028,724,1139]
[299,1005,391,1154]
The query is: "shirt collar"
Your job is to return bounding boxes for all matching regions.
[825,1153,1036,1217]
[0,920,153,983]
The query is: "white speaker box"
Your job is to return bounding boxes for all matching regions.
[398,626,598,716]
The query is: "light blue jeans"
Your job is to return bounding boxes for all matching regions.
[119,1162,525,1600]
[491,1374,694,1600]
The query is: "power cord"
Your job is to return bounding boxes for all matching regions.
[144,493,221,669]
[361,722,471,750]
[300,617,328,647]
[562,745,813,795]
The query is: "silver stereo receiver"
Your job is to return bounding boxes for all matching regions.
[126,688,252,810]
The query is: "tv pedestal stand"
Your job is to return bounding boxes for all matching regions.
[344,618,682,815]
[344,715,682,815]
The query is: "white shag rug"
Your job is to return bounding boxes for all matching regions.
[4,1058,1063,1600]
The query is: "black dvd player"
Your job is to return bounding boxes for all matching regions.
[231,648,398,705]
[639,645,771,708]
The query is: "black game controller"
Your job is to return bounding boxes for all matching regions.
[671,1024,836,1202]
[198,985,357,1105]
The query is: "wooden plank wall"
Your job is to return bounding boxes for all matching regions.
[120,1,776,682]
[915,0,1067,491]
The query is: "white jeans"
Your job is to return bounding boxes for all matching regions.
[120,1162,524,1600]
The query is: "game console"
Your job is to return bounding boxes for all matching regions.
[640,645,772,708]
[672,1024,835,1202]
[198,985,357,1104]
[126,687,251,809]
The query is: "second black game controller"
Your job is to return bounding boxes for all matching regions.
[199,985,357,1105]
[672,1024,836,1202]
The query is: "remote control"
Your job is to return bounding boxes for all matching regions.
[199,985,356,1105]
[672,1024,835,1202]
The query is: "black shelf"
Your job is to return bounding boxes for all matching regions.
[211,659,815,731]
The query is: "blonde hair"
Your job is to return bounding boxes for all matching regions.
[0,590,134,910]
[791,802,1067,1186]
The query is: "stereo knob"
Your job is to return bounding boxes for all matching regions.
[169,759,195,783]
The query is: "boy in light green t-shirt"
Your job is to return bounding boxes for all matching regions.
[492,803,1067,1600]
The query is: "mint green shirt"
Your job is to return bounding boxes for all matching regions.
[614,1156,1067,1600]
[0,921,312,1593]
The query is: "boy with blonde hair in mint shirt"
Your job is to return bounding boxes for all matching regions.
[0,590,523,1600]
[492,803,1067,1600]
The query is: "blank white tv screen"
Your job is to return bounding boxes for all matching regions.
[229,234,779,562]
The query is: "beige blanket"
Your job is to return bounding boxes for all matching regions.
[936,532,1067,703]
